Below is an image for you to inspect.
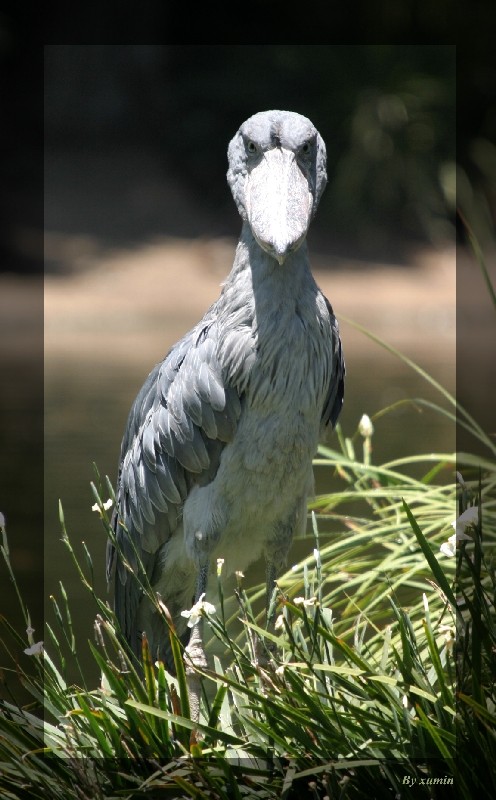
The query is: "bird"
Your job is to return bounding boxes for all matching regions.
[107,110,344,706]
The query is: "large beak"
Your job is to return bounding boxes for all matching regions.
[245,147,313,264]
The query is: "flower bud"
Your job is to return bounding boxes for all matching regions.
[358,414,374,437]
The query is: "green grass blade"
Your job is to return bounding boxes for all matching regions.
[402,499,456,606]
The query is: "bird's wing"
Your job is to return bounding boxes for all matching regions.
[107,317,241,650]
[321,296,345,429]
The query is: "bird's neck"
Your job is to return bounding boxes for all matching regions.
[217,223,325,400]
[228,222,313,295]
[217,221,319,343]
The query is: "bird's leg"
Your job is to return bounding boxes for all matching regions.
[259,514,297,666]
[266,561,278,634]
[184,563,209,724]
[254,560,278,667]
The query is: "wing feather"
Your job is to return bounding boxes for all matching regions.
[155,451,183,505]
[180,380,203,426]
[142,417,157,471]
[109,317,242,658]
[172,423,210,473]
[321,296,345,429]
[127,491,144,537]
[198,401,218,439]
[146,468,169,513]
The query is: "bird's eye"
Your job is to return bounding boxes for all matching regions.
[246,140,258,155]
[300,141,312,156]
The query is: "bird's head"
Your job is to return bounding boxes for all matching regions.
[227,110,327,264]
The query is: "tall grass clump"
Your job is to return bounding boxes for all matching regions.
[1,246,494,798]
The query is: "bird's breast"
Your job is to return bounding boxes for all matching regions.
[250,306,331,414]
[212,313,330,521]
[181,281,335,573]
[220,289,331,409]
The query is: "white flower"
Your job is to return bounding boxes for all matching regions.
[358,414,374,437]
[91,498,113,514]
[235,570,246,590]
[180,593,216,628]
[293,596,317,607]
[24,641,44,656]
[440,536,457,557]
[452,506,478,537]
[274,614,285,631]
[216,558,224,576]
[440,507,477,557]
[26,625,35,637]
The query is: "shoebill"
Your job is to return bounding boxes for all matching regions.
[107,109,345,718]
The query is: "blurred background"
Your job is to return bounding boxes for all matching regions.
[1,43,495,690]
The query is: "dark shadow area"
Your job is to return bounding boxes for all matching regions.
[1,37,494,281]
[43,45,459,271]
[0,40,44,705]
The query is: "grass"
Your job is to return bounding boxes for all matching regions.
[1,246,495,798]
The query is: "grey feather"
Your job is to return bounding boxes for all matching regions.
[127,496,143,539]
[155,452,183,505]
[199,401,218,439]
[180,382,203,427]
[173,423,210,473]
[146,468,169,514]
[135,465,155,525]
[142,419,157,472]
[321,298,345,429]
